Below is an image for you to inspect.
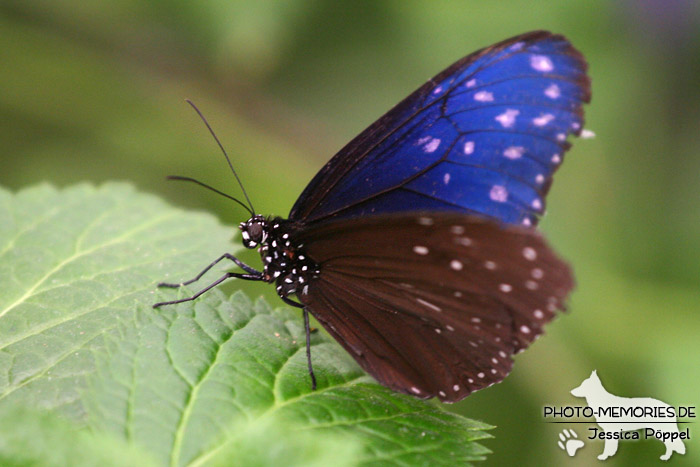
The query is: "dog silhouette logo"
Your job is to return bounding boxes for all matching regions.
[570,370,686,461]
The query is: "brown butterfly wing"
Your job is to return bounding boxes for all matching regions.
[295,213,573,402]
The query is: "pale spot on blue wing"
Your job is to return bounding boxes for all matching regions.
[495,109,520,128]
[533,113,555,126]
[474,90,494,102]
[489,185,508,202]
[530,54,554,72]
[544,83,561,99]
[503,146,525,160]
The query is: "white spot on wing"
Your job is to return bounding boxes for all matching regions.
[439,390,446,397]
[551,154,561,164]
[474,90,494,102]
[520,325,531,334]
[456,236,473,246]
[450,225,465,234]
[417,217,433,226]
[413,245,429,255]
[433,85,443,94]
[411,386,421,394]
[416,298,442,312]
[477,372,485,379]
[484,260,496,270]
[450,259,463,271]
[525,280,539,290]
[443,173,451,185]
[535,174,545,184]
[499,283,513,293]
[533,113,555,126]
[424,137,441,153]
[463,141,475,155]
[523,247,537,260]
[531,199,542,210]
[531,268,544,279]
[504,146,524,160]
[495,109,520,128]
[453,384,460,391]
[545,83,560,99]
[489,185,508,202]
[530,54,554,72]
[465,78,476,88]
[533,309,545,319]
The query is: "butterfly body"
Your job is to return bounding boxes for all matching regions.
[156,31,590,402]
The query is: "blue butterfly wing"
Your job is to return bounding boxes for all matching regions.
[289,31,590,226]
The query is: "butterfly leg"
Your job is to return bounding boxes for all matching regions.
[153,271,262,308]
[158,253,261,288]
[280,296,317,391]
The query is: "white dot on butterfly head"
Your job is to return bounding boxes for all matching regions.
[523,246,537,260]
[520,325,531,334]
[499,283,513,293]
[465,78,476,88]
[531,268,544,279]
[489,185,508,202]
[417,217,433,226]
[545,83,560,99]
[463,140,475,155]
[531,199,542,210]
[504,146,524,160]
[530,54,554,72]
[495,109,520,128]
[474,90,494,102]
[484,260,497,270]
[443,173,451,185]
[423,137,441,153]
[533,309,545,319]
[450,259,463,271]
[535,174,545,184]
[551,154,561,164]
[413,245,429,255]
[453,384,460,391]
[533,113,555,127]
[477,372,485,379]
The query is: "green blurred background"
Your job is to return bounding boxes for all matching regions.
[2,0,699,465]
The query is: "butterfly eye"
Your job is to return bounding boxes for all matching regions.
[241,216,266,248]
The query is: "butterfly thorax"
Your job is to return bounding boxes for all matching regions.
[239,215,319,299]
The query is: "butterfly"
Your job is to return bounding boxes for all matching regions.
[154,30,590,402]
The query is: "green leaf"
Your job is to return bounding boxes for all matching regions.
[0,404,157,467]
[0,184,492,466]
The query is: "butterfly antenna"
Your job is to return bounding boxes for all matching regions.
[166,176,253,216]
[185,99,256,214]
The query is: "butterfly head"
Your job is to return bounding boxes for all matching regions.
[239,215,267,248]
